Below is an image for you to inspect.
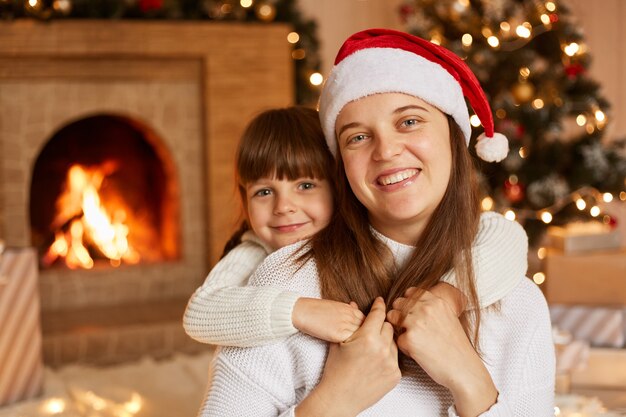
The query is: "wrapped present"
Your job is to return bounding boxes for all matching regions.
[548,222,622,254]
[0,248,44,406]
[544,248,626,305]
[550,304,626,348]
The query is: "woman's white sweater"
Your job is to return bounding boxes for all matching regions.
[183,212,529,347]
[199,224,555,417]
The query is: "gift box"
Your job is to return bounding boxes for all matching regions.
[544,248,626,305]
[0,248,44,406]
[548,222,622,254]
[550,304,626,348]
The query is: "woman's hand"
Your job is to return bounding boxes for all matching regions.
[296,297,401,417]
[387,288,498,417]
[292,298,365,342]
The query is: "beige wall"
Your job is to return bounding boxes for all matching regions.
[299,0,626,140]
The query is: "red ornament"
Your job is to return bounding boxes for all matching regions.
[565,63,585,79]
[139,0,163,12]
[504,179,525,203]
[549,13,559,23]
[399,5,415,23]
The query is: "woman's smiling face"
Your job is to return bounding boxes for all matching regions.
[336,93,452,244]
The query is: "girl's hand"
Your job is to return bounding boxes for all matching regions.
[296,297,400,417]
[293,298,365,342]
[387,289,498,417]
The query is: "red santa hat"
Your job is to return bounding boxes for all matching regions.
[318,28,509,163]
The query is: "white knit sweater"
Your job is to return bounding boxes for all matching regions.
[199,230,555,417]
[183,212,529,347]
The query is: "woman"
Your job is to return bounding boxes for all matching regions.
[201,29,555,417]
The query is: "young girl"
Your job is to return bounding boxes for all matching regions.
[183,106,528,349]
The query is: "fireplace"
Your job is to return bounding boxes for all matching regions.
[0,21,292,366]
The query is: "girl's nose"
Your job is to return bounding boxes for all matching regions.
[273,194,296,215]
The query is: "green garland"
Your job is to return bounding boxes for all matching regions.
[1,0,321,104]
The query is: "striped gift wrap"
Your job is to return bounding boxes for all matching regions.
[550,304,626,348]
[0,248,44,406]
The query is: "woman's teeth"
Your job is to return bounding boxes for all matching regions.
[378,169,419,186]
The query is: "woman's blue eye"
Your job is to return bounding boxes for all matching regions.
[350,134,367,143]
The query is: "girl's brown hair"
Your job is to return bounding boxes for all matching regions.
[310,116,482,346]
[222,106,335,257]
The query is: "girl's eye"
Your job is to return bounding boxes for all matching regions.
[298,182,316,190]
[254,188,272,197]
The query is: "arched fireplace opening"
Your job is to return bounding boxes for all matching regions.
[30,114,180,269]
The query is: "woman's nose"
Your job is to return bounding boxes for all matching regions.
[372,135,402,161]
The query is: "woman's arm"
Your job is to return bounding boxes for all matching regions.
[440,212,528,309]
[183,239,301,347]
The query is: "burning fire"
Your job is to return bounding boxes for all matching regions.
[42,164,140,269]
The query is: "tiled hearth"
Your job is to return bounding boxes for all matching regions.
[0,21,292,366]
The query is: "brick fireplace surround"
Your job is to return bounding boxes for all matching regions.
[0,21,292,366]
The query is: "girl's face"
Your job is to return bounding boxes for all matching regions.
[336,93,452,244]
[245,176,333,250]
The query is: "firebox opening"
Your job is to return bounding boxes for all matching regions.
[30,114,180,269]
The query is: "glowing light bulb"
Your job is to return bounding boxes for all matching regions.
[43,398,66,414]
[487,36,500,47]
[519,147,528,158]
[519,67,530,78]
[516,24,531,38]
[533,272,546,285]
[470,114,481,127]
[481,196,494,211]
[546,1,556,12]
[540,14,551,25]
[287,32,300,44]
[309,72,323,86]
[532,98,544,109]
[576,114,587,126]
[595,110,605,122]
[541,211,553,223]
[620,191,626,201]
[576,198,586,210]
[537,247,547,260]
[590,206,601,217]
[240,0,253,7]
[500,22,511,32]
[504,210,516,221]
[603,193,613,203]
[564,42,580,56]
[462,33,473,47]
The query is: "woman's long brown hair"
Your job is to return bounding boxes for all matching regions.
[309,116,482,346]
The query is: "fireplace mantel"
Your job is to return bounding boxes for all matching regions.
[0,20,293,265]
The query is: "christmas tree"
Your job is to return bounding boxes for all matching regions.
[0,0,321,104]
[400,0,626,244]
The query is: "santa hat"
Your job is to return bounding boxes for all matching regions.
[318,28,508,163]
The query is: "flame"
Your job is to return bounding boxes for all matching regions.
[42,164,140,269]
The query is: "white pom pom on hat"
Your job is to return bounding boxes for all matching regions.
[318,28,509,163]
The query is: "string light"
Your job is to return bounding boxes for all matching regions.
[287,32,300,44]
[576,198,586,210]
[309,72,323,86]
[519,67,530,79]
[540,14,551,25]
[545,1,556,12]
[470,114,481,127]
[621,191,626,201]
[487,36,500,48]
[564,42,580,56]
[576,114,586,126]
[481,196,494,211]
[504,210,516,221]
[500,22,511,32]
[515,23,532,38]
[532,98,544,109]
[590,206,601,217]
[519,147,528,158]
[533,272,546,285]
[595,110,605,122]
[42,398,66,414]
[462,33,473,47]
[537,247,547,260]
[602,193,613,203]
[240,0,253,8]
[540,211,553,223]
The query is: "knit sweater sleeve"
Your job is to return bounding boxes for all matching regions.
[448,280,556,417]
[440,211,528,308]
[183,234,301,347]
